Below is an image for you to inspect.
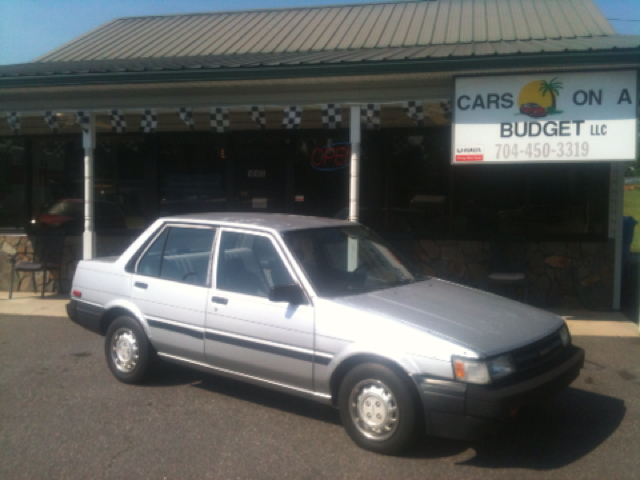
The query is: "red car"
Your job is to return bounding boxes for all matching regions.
[40,199,126,231]
[520,103,547,118]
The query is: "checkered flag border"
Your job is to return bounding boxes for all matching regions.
[43,111,59,133]
[282,106,302,130]
[178,107,194,130]
[110,109,127,133]
[360,104,381,130]
[402,101,425,127]
[210,107,230,133]
[6,112,20,135]
[140,109,158,133]
[75,111,91,134]
[321,104,342,129]
[249,106,266,130]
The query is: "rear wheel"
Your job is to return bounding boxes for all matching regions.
[338,363,421,454]
[105,316,154,384]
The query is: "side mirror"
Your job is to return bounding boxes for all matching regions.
[269,284,307,305]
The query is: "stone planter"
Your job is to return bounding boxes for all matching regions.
[0,234,136,294]
[413,239,614,310]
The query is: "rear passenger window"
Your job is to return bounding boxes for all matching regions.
[136,229,168,277]
[136,226,215,286]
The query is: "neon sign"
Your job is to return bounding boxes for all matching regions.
[310,143,351,171]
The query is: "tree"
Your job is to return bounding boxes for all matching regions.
[539,77,563,112]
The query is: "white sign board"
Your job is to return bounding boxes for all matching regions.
[453,71,637,164]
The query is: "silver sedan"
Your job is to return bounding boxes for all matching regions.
[67,213,584,454]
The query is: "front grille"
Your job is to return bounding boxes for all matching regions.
[512,330,564,372]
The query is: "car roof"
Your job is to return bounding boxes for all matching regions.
[159,212,355,233]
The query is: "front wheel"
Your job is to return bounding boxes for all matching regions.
[105,316,155,384]
[338,363,421,454]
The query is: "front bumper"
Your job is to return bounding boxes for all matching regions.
[414,344,585,440]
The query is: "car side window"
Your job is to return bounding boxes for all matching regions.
[136,226,215,286]
[136,228,168,277]
[216,231,294,298]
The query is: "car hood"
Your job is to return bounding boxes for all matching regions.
[330,279,564,357]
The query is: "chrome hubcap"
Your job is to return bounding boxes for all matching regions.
[110,328,139,373]
[349,380,398,441]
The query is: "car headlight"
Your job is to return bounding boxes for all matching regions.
[452,354,515,384]
[559,324,571,347]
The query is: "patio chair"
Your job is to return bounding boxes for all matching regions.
[486,237,528,303]
[8,230,66,299]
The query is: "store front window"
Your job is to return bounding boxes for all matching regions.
[381,128,450,235]
[34,138,83,231]
[0,138,28,230]
[159,135,228,216]
[95,137,145,229]
[377,127,609,240]
[33,136,144,233]
[293,131,350,219]
[8,123,611,242]
[228,133,290,213]
[452,163,609,237]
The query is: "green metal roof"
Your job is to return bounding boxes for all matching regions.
[34,0,618,62]
[0,0,637,88]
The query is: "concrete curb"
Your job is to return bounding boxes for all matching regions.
[551,309,639,337]
[0,293,69,318]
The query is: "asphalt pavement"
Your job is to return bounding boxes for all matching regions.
[1,305,639,479]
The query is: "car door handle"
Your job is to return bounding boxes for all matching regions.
[134,282,148,289]
[211,296,228,305]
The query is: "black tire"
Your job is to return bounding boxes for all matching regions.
[338,363,421,455]
[105,316,155,384]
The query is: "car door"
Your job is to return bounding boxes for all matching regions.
[205,228,314,391]
[131,224,216,362]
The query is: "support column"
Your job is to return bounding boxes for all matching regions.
[349,105,361,223]
[609,162,625,310]
[83,114,96,260]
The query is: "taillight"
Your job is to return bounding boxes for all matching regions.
[72,290,82,298]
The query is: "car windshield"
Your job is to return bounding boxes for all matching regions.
[282,226,426,297]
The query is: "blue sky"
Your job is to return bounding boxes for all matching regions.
[1,0,638,65]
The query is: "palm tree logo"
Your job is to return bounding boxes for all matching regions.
[539,77,563,114]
